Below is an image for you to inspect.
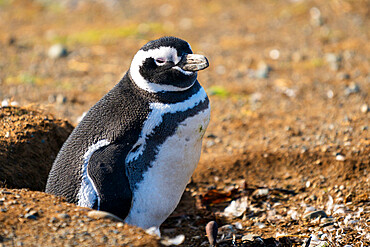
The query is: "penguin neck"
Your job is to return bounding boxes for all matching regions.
[125,72,202,104]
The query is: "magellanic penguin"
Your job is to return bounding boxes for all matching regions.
[46,36,210,233]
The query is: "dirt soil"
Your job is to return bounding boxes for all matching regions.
[0,0,369,246]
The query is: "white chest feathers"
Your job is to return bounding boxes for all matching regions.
[125,101,210,229]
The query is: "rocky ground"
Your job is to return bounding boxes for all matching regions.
[0,0,369,246]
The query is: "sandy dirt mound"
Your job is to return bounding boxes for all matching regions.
[0,188,160,246]
[0,106,73,191]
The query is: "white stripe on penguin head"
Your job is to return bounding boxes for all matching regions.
[129,46,195,93]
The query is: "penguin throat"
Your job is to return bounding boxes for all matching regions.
[129,69,196,93]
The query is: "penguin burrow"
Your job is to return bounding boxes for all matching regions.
[46,36,210,234]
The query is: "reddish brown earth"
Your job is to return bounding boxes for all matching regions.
[0,107,73,191]
[0,0,369,246]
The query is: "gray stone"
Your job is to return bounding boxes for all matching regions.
[303,210,328,220]
[57,213,70,220]
[25,213,37,220]
[344,82,360,96]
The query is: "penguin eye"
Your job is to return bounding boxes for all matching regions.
[155,58,166,65]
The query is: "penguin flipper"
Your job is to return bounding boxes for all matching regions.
[87,143,132,220]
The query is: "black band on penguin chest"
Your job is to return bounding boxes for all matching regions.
[126,96,209,189]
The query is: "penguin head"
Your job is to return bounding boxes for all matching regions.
[129,36,209,93]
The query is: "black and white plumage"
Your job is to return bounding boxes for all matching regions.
[45,36,210,232]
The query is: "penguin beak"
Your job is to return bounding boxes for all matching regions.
[178,54,209,72]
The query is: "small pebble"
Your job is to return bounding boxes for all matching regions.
[48,44,68,59]
[218,224,235,239]
[255,62,271,79]
[250,92,262,105]
[87,210,123,222]
[233,222,243,230]
[28,210,39,217]
[242,234,259,241]
[325,53,341,63]
[335,154,345,161]
[325,53,341,71]
[206,140,215,148]
[320,217,334,227]
[337,72,350,80]
[269,49,280,60]
[326,90,334,99]
[344,82,360,96]
[1,99,9,107]
[56,94,67,105]
[287,209,298,220]
[309,194,317,201]
[145,226,160,236]
[205,221,218,246]
[49,217,58,223]
[48,94,56,103]
[25,213,37,220]
[1,191,13,195]
[303,210,328,220]
[254,188,269,197]
[360,104,369,113]
[57,213,70,220]
[291,51,304,62]
[310,7,323,26]
[306,181,311,188]
[255,222,266,229]
[301,146,308,153]
[161,235,185,246]
[333,207,346,215]
[222,197,248,218]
